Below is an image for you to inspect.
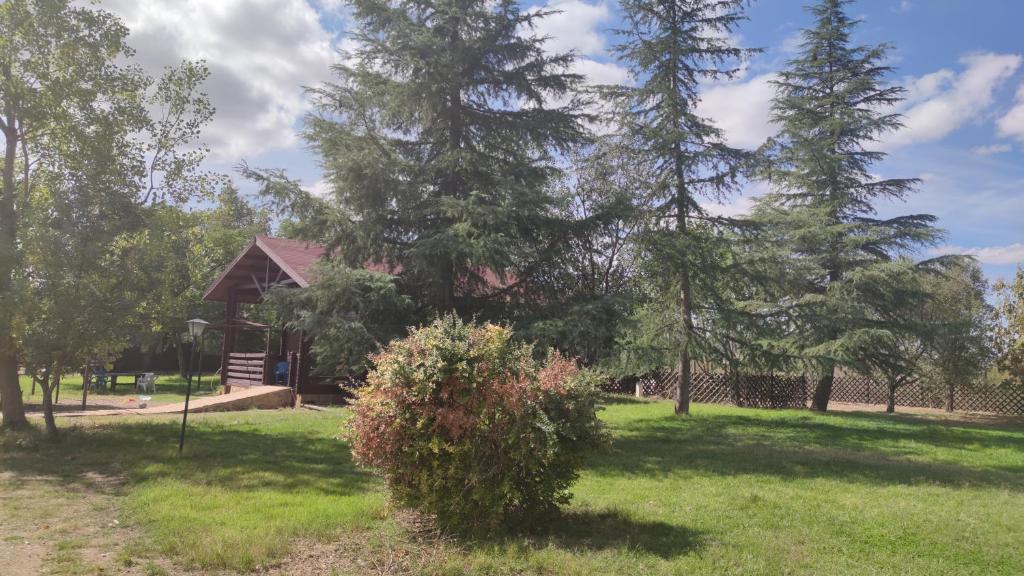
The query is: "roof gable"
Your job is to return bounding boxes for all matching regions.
[203,236,327,303]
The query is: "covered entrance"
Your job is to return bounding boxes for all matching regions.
[203,236,338,403]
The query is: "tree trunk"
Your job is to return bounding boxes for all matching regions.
[174,332,187,378]
[886,386,896,414]
[729,368,742,407]
[40,373,57,437]
[809,364,834,412]
[673,144,693,415]
[0,101,27,429]
[946,382,954,413]
[142,341,158,372]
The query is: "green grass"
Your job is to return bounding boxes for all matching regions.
[1,399,1022,575]
[18,372,222,408]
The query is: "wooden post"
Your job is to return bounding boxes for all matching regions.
[263,327,273,386]
[296,330,310,401]
[81,365,90,410]
[221,288,238,393]
[288,351,299,407]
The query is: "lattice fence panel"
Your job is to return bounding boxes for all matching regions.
[636,370,806,409]
[624,370,1024,415]
[953,386,1024,414]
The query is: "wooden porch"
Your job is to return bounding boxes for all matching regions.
[203,236,341,403]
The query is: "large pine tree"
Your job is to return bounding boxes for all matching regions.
[302,0,588,314]
[753,0,941,411]
[609,0,756,414]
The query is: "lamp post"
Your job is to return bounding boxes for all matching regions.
[179,318,209,453]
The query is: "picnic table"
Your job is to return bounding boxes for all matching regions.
[87,370,147,392]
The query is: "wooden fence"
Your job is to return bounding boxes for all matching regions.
[620,370,1024,415]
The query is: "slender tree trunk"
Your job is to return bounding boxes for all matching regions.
[886,385,896,414]
[730,367,742,407]
[673,141,693,415]
[142,342,157,372]
[40,379,57,436]
[946,382,954,412]
[809,363,834,412]
[174,332,186,378]
[0,105,26,428]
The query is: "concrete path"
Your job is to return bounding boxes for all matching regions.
[38,386,293,418]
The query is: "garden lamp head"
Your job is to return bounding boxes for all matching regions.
[186,318,209,340]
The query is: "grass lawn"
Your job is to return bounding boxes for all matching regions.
[18,373,223,411]
[1,398,1022,575]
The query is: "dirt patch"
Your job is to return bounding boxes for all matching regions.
[262,512,452,576]
[0,467,141,575]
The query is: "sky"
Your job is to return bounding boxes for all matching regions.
[97,0,1024,282]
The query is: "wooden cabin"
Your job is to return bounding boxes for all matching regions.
[204,235,516,404]
[203,235,343,404]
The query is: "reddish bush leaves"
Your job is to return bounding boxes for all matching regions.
[348,315,607,532]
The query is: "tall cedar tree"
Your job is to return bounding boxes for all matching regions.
[753,0,940,411]
[609,0,757,414]
[302,0,587,315]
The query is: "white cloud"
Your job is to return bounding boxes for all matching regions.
[997,84,1024,145]
[305,178,331,197]
[973,143,1013,156]
[572,58,629,86]
[527,0,611,57]
[893,0,913,14]
[526,0,628,87]
[700,180,767,218]
[780,32,803,56]
[524,0,628,118]
[932,243,1024,266]
[100,0,336,162]
[886,52,1022,149]
[702,195,755,218]
[697,74,778,149]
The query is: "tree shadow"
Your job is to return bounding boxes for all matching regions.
[541,509,703,558]
[0,415,374,498]
[591,411,1024,491]
[463,509,703,560]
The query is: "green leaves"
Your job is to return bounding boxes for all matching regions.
[265,258,411,379]
[748,0,944,400]
[299,0,589,314]
[349,316,607,533]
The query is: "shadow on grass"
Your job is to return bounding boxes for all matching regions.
[536,509,702,559]
[0,416,373,498]
[453,509,703,560]
[594,411,1024,491]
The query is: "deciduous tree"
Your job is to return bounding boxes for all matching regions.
[0,0,212,429]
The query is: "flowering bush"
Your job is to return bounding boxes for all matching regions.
[349,315,608,532]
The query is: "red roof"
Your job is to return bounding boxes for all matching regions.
[203,236,327,302]
[256,236,326,285]
[203,235,513,303]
